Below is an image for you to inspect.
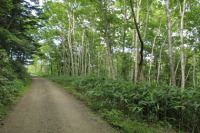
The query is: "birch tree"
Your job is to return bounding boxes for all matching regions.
[165,0,176,85]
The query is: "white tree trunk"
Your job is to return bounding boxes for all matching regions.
[165,0,176,85]
[157,37,167,84]
[134,0,141,82]
[101,0,115,80]
[67,11,74,76]
[149,18,162,84]
[81,31,85,75]
[85,40,88,76]
[130,29,135,81]
[179,0,186,88]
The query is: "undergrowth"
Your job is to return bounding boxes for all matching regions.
[0,49,31,120]
[41,74,199,133]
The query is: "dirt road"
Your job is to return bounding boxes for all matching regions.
[0,76,112,133]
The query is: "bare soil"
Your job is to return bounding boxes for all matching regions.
[0,76,113,133]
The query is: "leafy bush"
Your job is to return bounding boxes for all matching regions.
[47,75,200,133]
[0,49,31,119]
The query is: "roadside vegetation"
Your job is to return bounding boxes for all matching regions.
[0,0,40,120]
[35,73,199,133]
[0,50,31,120]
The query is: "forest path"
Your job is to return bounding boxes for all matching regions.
[0,76,112,133]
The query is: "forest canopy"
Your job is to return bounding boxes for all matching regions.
[30,0,200,88]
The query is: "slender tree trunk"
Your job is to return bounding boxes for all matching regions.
[75,0,78,76]
[85,40,88,76]
[154,52,158,79]
[173,39,178,66]
[121,0,127,79]
[56,50,60,76]
[157,20,177,84]
[136,0,150,82]
[92,16,96,73]
[130,0,144,82]
[97,46,100,75]
[117,53,120,77]
[99,54,102,76]
[104,49,107,75]
[143,0,151,41]
[165,0,176,86]
[157,37,167,84]
[81,31,85,75]
[175,59,180,78]
[66,45,71,75]
[178,0,186,89]
[47,62,49,75]
[185,65,192,82]
[130,29,135,81]
[106,32,115,79]
[193,52,196,86]
[72,13,78,76]
[62,42,66,75]
[77,41,81,75]
[40,60,43,72]
[101,0,116,80]
[88,50,91,75]
[134,2,139,82]
[67,11,74,76]
[157,45,163,84]
[149,18,162,84]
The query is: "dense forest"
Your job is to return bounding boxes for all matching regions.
[1,0,200,132]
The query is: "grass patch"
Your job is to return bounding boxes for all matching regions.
[0,81,31,120]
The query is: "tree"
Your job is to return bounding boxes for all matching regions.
[177,0,186,89]
[121,0,127,79]
[130,0,144,82]
[165,0,176,86]
[100,0,116,80]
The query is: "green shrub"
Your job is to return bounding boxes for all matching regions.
[0,49,31,119]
